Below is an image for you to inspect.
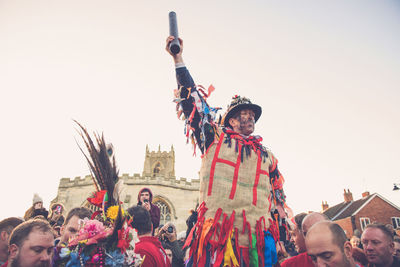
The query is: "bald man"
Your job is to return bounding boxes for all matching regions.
[305,221,359,267]
[281,212,328,267]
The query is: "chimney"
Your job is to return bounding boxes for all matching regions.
[343,189,353,203]
[362,191,370,198]
[322,201,329,211]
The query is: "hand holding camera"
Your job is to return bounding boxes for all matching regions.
[162,223,177,242]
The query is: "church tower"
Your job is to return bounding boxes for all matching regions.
[142,145,175,178]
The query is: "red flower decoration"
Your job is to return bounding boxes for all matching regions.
[87,190,107,207]
[117,228,132,254]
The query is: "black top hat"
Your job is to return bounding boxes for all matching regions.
[222,95,262,128]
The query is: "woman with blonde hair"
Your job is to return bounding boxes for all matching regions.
[23,193,49,221]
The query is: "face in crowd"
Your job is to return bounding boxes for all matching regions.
[9,227,54,267]
[393,240,400,260]
[290,226,306,253]
[350,236,360,248]
[229,109,255,136]
[140,191,150,203]
[60,215,81,245]
[33,202,43,210]
[165,248,173,264]
[361,226,394,266]
[305,221,354,267]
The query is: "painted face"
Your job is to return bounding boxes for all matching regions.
[140,191,150,203]
[306,230,352,267]
[60,215,81,245]
[361,227,394,265]
[11,229,54,267]
[230,109,255,136]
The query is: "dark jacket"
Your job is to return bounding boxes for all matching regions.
[162,239,185,267]
[137,188,160,230]
[367,256,400,267]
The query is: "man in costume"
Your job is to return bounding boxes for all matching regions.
[166,36,290,267]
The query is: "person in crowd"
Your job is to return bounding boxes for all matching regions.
[52,207,92,266]
[361,223,399,267]
[0,217,24,265]
[386,224,398,237]
[159,223,185,267]
[47,203,65,229]
[48,203,65,238]
[137,187,160,232]
[351,235,362,249]
[185,208,197,238]
[23,194,49,221]
[177,231,186,246]
[129,205,170,267]
[281,212,328,267]
[155,224,164,237]
[164,247,173,265]
[1,219,54,267]
[393,236,400,261]
[290,212,308,254]
[306,221,359,267]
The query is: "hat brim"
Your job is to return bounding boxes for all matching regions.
[223,103,262,128]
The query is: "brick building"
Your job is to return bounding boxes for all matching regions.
[322,189,400,238]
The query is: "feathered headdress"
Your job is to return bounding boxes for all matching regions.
[62,121,143,266]
[74,120,124,215]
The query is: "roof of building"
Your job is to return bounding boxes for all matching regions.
[323,193,375,220]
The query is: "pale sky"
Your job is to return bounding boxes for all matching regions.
[0,0,399,220]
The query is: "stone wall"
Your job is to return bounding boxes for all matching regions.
[53,173,200,233]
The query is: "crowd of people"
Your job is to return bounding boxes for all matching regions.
[0,189,399,266]
[0,34,398,266]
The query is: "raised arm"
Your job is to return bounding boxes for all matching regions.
[166,36,217,154]
[165,36,195,95]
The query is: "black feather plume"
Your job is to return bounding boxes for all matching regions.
[74,120,120,207]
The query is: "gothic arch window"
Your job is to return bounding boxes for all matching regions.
[153,162,162,177]
[153,198,172,225]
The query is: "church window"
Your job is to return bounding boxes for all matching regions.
[154,199,172,225]
[153,162,161,177]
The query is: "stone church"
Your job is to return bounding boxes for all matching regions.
[52,145,199,232]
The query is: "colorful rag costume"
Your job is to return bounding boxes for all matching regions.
[173,66,291,267]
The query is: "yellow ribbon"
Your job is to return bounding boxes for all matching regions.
[223,231,239,267]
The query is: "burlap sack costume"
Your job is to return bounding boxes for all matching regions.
[199,130,275,247]
[173,66,289,267]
